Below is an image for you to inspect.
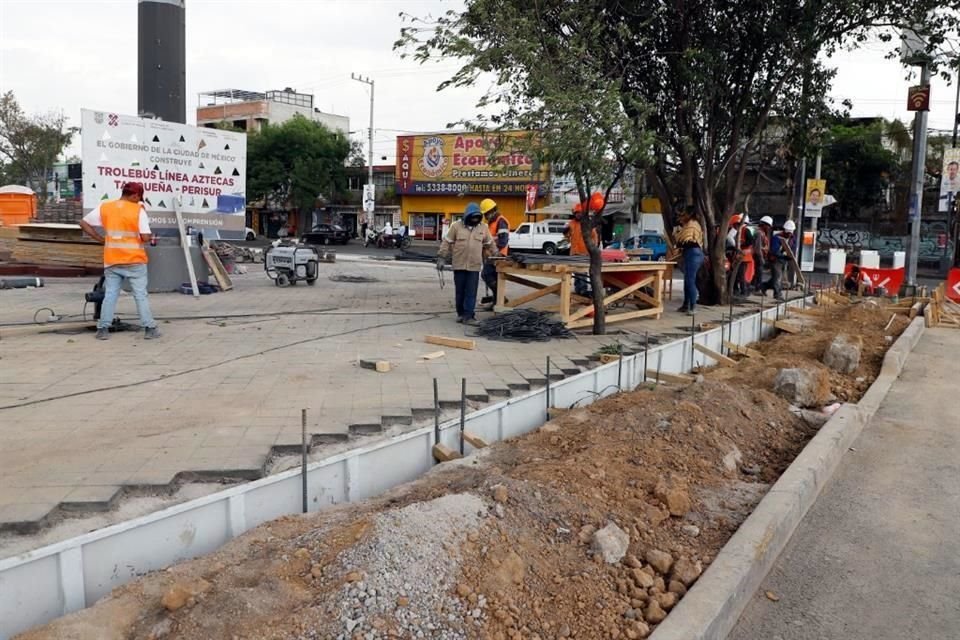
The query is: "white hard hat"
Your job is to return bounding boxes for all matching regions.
[759,215,774,226]
[742,214,751,224]
[783,220,797,232]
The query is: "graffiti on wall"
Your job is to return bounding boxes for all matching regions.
[817,222,952,260]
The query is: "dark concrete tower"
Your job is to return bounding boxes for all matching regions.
[138,0,186,123]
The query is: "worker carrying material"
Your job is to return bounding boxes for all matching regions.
[564,200,600,296]
[437,203,494,324]
[78,182,161,341]
[480,198,509,309]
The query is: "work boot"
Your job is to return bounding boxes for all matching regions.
[95,327,110,340]
[144,326,162,340]
[463,316,479,326]
[455,316,465,323]
[677,305,689,313]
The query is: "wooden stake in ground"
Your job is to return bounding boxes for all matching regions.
[202,248,233,291]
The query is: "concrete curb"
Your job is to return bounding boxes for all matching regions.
[650,316,927,640]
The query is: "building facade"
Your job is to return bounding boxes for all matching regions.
[196,88,349,134]
[395,132,548,240]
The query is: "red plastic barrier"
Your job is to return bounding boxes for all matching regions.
[947,268,960,302]
[842,264,905,293]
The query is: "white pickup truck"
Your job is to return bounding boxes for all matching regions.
[508,219,569,255]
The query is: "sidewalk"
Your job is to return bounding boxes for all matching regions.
[730,328,960,640]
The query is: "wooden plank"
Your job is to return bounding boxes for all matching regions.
[644,369,696,385]
[418,351,445,361]
[693,343,737,366]
[424,335,477,350]
[883,315,896,332]
[567,306,660,329]
[202,248,234,291]
[559,273,572,323]
[762,318,802,334]
[432,444,462,462]
[566,276,652,323]
[724,341,763,359]
[505,281,562,308]
[359,359,392,372]
[599,353,621,364]
[462,432,489,449]
[908,301,924,320]
[786,307,823,317]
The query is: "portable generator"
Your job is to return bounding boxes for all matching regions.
[264,242,320,287]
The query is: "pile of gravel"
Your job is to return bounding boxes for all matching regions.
[320,493,487,640]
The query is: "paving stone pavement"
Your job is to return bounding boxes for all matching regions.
[0,255,774,539]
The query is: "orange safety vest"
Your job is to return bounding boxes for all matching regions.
[101,199,148,266]
[567,219,598,256]
[488,214,509,256]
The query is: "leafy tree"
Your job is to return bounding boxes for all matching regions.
[0,91,75,202]
[399,0,652,333]
[400,1,959,304]
[246,115,351,213]
[821,119,900,219]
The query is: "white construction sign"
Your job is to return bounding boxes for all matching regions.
[81,109,247,231]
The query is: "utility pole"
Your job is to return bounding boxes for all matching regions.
[906,63,931,287]
[350,73,375,194]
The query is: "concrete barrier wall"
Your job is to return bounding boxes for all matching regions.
[0,300,806,639]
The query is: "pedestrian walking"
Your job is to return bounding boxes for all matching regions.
[78,182,161,340]
[437,203,493,323]
[673,206,704,314]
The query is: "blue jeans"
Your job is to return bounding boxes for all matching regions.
[682,247,704,309]
[99,263,157,329]
[453,270,480,319]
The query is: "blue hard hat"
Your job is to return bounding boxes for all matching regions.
[465,203,481,216]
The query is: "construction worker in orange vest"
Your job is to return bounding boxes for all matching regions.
[79,182,161,341]
[564,201,599,296]
[480,198,509,308]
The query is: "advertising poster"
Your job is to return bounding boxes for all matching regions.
[81,109,247,231]
[395,131,548,196]
[939,147,960,213]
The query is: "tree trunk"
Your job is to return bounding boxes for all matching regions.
[581,216,605,334]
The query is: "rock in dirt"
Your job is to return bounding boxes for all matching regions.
[773,367,830,408]
[671,557,703,587]
[655,591,679,610]
[492,484,509,503]
[345,571,363,583]
[160,578,211,612]
[645,549,673,574]
[644,598,667,624]
[625,554,643,569]
[681,524,701,537]
[654,478,693,517]
[592,522,630,564]
[822,334,862,374]
[722,445,743,473]
[668,580,687,596]
[631,568,655,589]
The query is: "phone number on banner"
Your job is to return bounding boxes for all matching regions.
[410,182,529,195]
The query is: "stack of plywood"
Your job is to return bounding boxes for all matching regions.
[10,223,102,268]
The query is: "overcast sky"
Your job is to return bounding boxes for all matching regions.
[1,0,957,164]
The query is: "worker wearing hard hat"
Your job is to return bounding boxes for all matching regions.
[756,216,774,291]
[762,219,796,301]
[437,203,494,324]
[480,198,509,309]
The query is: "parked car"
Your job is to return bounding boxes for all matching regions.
[301,223,350,245]
[620,232,669,260]
[509,219,570,255]
[245,227,257,241]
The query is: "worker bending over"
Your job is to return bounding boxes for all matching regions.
[79,181,161,341]
[437,203,494,324]
[480,198,509,309]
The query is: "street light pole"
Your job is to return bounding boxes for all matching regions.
[906,63,931,287]
[351,73,375,205]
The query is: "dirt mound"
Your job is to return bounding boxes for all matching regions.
[18,303,906,640]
